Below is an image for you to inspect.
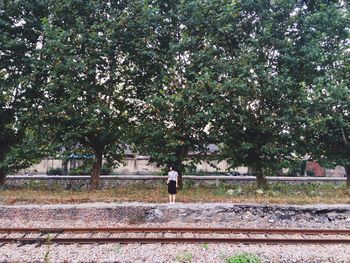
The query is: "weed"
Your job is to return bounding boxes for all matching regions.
[112,243,121,253]
[226,253,261,263]
[266,190,280,197]
[214,183,227,195]
[227,185,243,196]
[48,181,64,191]
[43,234,53,263]
[43,247,50,263]
[201,243,209,250]
[183,179,195,190]
[235,185,243,195]
[176,251,193,262]
[0,182,349,205]
[47,168,63,175]
[24,180,45,190]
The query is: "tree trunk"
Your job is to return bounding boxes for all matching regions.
[90,151,103,190]
[177,168,183,190]
[174,149,188,190]
[170,159,184,190]
[62,159,68,175]
[0,170,6,186]
[252,166,268,189]
[173,162,183,190]
[345,164,350,189]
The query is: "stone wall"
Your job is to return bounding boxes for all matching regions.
[1,203,349,225]
[4,175,347,190]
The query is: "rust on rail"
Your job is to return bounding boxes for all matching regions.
[0,237,349,245]
[0,227,349,235]
[1,227,350,245]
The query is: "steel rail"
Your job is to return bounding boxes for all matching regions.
[0,227,350,235]
[1,227,350,245]
[0,237,350,245]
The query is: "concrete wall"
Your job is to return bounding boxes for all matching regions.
[20,158,245,175]
[115,159,160,174]
[19,158,345,177]
[325,166,346,177]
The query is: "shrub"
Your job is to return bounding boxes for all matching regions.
[101,164,112,175]
[69,166,89,175]
[184,165,197,175]
[226,253,261,263]
[68,164,111,175]
[214,183,227,195]
[47,168,63,175]
[183,179,195,189]
[306,170,315,176]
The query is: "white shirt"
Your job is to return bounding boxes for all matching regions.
[168,171,178,181]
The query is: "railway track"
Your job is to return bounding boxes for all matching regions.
[1,227,350,245]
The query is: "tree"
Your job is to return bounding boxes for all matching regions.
[211,0,349,188]
[134,0,226,186]
[39,0,161,188]
[304,0,350,186]
[0,0,48,184]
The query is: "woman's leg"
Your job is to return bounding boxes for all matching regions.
[173,194,176,203]
[169,194,172,203]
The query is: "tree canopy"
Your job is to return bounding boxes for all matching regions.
[0,0,48,183]
[39,0,162,188]
[210,0,349,188]
[0,0,349,189]
[134,0,224,183]
[303,1,350,185]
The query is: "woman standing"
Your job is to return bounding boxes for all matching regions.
[167,166,178,204]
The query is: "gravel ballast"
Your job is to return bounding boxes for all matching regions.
[1,243,350,263]
[1,202,350,262]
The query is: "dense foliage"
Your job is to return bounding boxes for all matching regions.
[39,0,161,188]
[305,26,350,186]
[134,0,223,184]
[0,0,48,183]
[0,0,348,188]
[210,0,349,187]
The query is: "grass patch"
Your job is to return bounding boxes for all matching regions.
[111,243,122,253]
[226,253,261,263]
[0,182,349,205]
[176,251,193,262]
[201,243,209,250]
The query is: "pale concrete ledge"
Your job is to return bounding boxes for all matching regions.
[1,202,350,210]
[6,175,347,182]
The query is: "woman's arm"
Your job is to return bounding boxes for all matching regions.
[176,175,178,188]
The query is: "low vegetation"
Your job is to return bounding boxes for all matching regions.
[0,182,350,205]
[226,253,261,263]
[176,251,193,263]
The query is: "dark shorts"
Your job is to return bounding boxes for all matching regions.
[168,180,177,194]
